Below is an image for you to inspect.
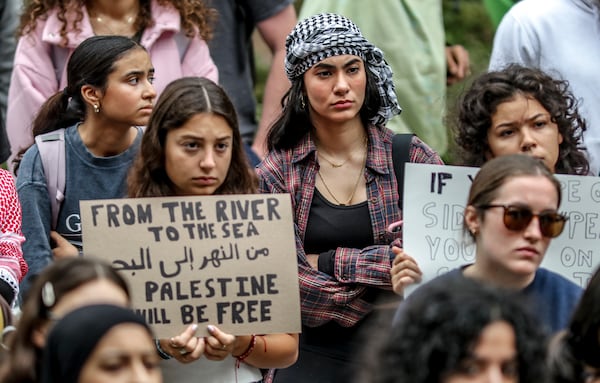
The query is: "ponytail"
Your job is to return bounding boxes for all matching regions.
[12,35,142,174]
[12,89,83,174]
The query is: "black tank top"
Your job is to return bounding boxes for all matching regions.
[304,189,373,254]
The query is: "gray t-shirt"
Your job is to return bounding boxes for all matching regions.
[207,0,294,144]
[16,124,143,298]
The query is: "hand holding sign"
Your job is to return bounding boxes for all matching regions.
[80,194,301,338]
[50,231,78,259]
[203,324,237,361]
[402,163,600,291]
[390,246,422,295]
[162,324,206,363]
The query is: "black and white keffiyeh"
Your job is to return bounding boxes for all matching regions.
[285,13,401,126]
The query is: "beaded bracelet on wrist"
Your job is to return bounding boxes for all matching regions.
[155,338,172,360]
[234,334,257,368]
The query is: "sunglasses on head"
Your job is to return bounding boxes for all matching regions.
[477,204,568,238]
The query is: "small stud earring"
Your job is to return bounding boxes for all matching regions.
[93,104,100,113]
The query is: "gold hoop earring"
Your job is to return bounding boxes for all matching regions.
[93,104,100,113]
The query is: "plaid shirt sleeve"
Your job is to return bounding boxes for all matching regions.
[258,150,373,327]
[408,135,445,165]
[327,135,443,308]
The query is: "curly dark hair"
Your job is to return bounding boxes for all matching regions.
[18,0,215,46]
[128,77,257,197]
[453,64,589,175]
[355,277,548,383]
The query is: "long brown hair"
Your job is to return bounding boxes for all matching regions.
[18,0,215,46]
[128,77,257,197]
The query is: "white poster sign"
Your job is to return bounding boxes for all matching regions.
[403,163,600,294]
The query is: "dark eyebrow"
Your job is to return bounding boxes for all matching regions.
[343,58,362,67]
[313,58,362,70]
[177,134,232,141]
[526,113,549,121]
[124,68,155,77]
[493,112,550,129]
[493,121,516,130]
[313,62,335,70]
[215,135,233,142]
[178,134,203,140]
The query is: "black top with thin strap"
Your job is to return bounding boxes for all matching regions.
[274,190,376,382]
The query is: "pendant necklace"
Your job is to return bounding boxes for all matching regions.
[317,140,368,206]
[90,9,137,35]
[316,135,368,169]
[317,152,348,168]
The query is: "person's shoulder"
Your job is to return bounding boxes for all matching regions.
[149,0,178,16]
[0,169,16,201]
[408,135,444,165]
[534,267,576,283]
[430,268,466,285]
[15,145,44,187]
[407,268,466,300]
[257,148,288,173]
[393,268,471,324]
[61,125,80,143]
[0,169,13,186]
[147,0,180,30]
[533,268,583,294]
[256,145,310,188]
[247,0,295,23]
[505,0,574,20]
[20,144,42,167]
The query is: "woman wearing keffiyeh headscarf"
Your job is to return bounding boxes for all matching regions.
[256,13,443,382]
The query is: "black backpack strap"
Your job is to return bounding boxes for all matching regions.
[392,133,415,210]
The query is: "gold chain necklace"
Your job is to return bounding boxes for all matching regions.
[89,10,137,35]
[317,151,348,168]
[317,141,368,206]
[316,135,368,169]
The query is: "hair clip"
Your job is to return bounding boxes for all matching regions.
[41,282,56,308]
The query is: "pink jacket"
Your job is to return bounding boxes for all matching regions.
[7,0,218,167]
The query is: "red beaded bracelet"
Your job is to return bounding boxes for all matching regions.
[235,334,257,368]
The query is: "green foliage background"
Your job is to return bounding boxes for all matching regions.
[442,0,495,162]
[254,0,497,162]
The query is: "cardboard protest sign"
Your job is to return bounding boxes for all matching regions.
[403,163,600,294]
[80,194,301,338]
